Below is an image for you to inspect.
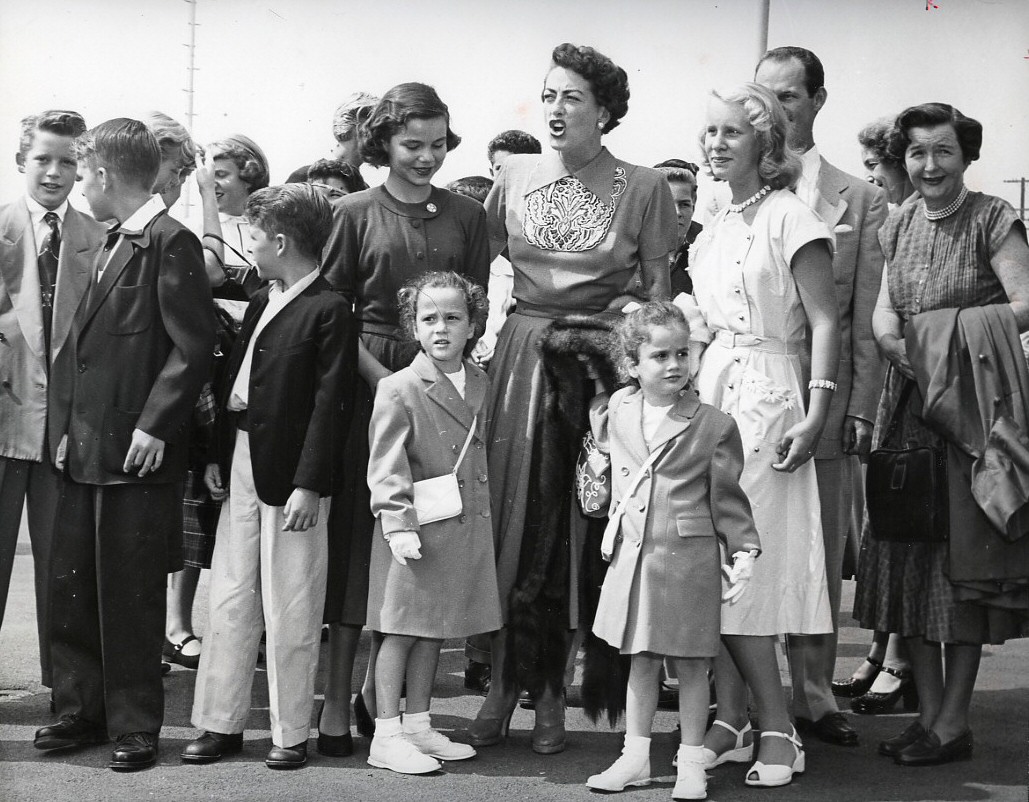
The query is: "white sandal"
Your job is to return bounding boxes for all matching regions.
[744,727,805,787]
[697,720,754,769]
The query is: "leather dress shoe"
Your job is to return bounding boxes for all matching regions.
[266,741,307,769]
[181,731,244,763]
[795,712,859,746]
[34,715,107,751]
[878,722,927,757]
[895,728,973,766]
[109,732,158,771]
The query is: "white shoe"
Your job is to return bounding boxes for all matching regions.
[744,728,805,787]
[672,745,707,800]
[698,720,753,769]
[586,752,651,791]
[405,728,476,761]
[368,733,441,774]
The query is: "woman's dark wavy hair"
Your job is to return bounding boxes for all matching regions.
[887,102,983,164]
[549,43,630,133]
[857,116,905,168]
[359,83,461,168]
[397,271,489,357]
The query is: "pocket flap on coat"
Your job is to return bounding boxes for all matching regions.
[676,516,714,538]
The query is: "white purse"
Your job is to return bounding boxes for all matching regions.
[412,416,477,525]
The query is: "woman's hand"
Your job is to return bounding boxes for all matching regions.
[194,152,217,198]
[387,531,422,566]
[880,333,914,379]
[772,419,823,473]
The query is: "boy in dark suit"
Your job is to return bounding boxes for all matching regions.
[183,184,355,769]
[0,110,105,688]
[35,119,214,771]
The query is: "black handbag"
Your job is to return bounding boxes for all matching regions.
[866,380,949,543]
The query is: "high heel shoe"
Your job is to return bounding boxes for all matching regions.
[699,719,754,769]
[744,727,805,788]
[464,709,513,747]
[316,702,354,757]
[831,656,882,698]
[851,665,919,715]
[531,694,566,755]
[353,692,375,738]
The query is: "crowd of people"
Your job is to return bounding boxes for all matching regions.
[0,39,1027,800]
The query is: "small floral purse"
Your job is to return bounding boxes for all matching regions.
[575,430,611,518]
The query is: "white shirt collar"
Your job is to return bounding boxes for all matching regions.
[25,196,69,226]
[268,266,320,302]
[800,145,821,185]
[118,195,166,233]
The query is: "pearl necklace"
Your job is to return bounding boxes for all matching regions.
[923,185,968,221]
[728,184,771,213]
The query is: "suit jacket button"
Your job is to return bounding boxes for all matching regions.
[475,442,483,449]
[459,514,467,523]
[452,444,459,452]
[620,466,630,476]
[458,479,465,488]
[480,510,490,518]
[478,474,488,483]
[78,364,86,373]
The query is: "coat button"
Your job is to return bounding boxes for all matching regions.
[620,466,630,476]
[411,220,421,229]
[458,479,465,488]
[459,514,467,523]
[452,444,460,452]
[78,363,86,373]
[478,474,488,484]
[416,251,425,259]
[480,510,490,518]
[637,502,646,512]
[0,332,6,342]
[475,442,483,449]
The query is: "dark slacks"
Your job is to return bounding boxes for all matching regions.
[0,451,62,686]
[49,480,177,737]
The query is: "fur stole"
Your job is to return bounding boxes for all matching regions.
[504,315,629,724]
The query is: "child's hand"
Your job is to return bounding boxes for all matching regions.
[721,549,758,603]
[387,531,422,565]
[204,463,227,501]
[123,428,165,477]
[283,487,320,531]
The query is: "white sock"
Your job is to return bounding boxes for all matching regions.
[623,734,651,756]
[375,715,402,739]
[402,710,431,735]
[677,744,705,765]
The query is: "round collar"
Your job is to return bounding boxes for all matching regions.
[374,185,450,219]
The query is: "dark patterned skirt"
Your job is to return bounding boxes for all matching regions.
[182,469,220,569]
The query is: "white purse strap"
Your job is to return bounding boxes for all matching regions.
[451,416,478,475]
[600,442,670,559]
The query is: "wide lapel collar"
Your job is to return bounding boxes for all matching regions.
[648,389,701,452]
[51,209,99,362]
[414,350,475,430]
[521,148,618,204]
[618,388,651,466]
[814,157,848,230]
[0,200,45,359]
[79,213,157,330]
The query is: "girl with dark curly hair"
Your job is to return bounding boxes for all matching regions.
[465,43,675,756]
[318,82,490,758]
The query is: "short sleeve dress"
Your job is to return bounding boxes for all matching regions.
[484,148,676,621]
[319,185,490,626]
[690,189,833,635]
[855,191,1028,644]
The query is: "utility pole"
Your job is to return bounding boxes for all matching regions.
[1003,178,1027,222]
[758,0,770,62]
[182,0,199,215]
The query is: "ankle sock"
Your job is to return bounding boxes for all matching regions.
[402,710,431,735]
[623,734,651,756]
[375,715,402,739]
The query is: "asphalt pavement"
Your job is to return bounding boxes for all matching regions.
[1,520,1027,802]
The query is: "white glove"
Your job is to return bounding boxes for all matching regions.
[721,549,758,603]
[387,531,422,566]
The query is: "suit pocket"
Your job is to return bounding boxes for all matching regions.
[100,406,140,474]
[676,516,715,538]
[106,285,152,335]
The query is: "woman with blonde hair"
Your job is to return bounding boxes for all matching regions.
[683,82,839,787]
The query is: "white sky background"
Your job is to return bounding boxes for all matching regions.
[1,0,1027,216]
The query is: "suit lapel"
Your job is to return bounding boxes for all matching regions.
[79,213,158,331]
[647,390,701,452]
[815,159,849,231]
[51,209,99,361]
[618,390,652,466]
[0,200,46,359]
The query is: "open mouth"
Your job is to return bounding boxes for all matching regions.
[549,120,566,136]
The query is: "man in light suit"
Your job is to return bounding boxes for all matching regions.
[36,119,213,771]
[756,46,887,747]
[0,110,105,688]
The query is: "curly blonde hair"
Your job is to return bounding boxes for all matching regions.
[698,82,801,190]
